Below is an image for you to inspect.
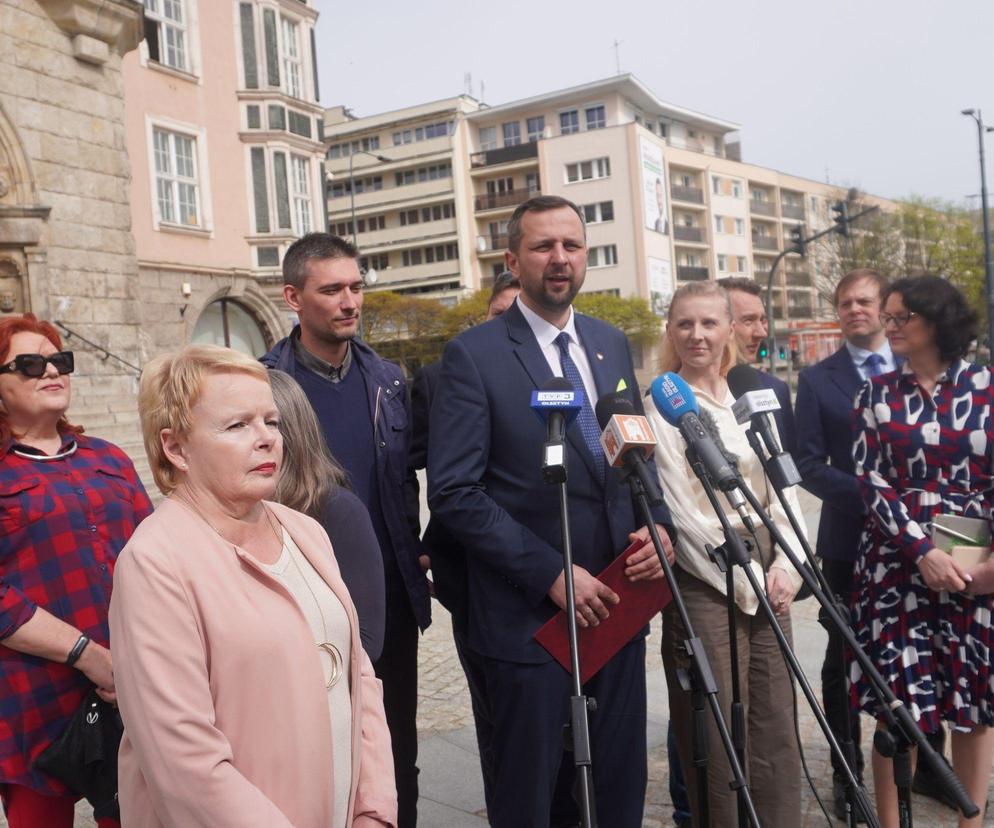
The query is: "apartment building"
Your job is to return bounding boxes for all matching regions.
[324,75,895,336]
[124,0,328,357]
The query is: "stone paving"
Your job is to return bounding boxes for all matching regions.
[14,489,994,826]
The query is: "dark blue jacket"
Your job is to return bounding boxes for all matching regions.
[794,347,866,562]
[756,369,797,457]
[261,331,431,630]
[427,302,673,663]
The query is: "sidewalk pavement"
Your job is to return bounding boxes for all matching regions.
[23,489,994,827]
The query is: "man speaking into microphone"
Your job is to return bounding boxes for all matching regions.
[427,195,675,827]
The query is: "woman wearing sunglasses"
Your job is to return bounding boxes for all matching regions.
[0,314,152,827]
[851,276,994,827]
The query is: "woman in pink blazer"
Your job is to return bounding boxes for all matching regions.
[109,345,397,828]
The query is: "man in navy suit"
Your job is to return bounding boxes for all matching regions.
[796,268,935,819]
[719,277,796,453]
[427,196,675,827]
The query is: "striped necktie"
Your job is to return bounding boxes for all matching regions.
[554,331,605,480]
[864,353,885,377]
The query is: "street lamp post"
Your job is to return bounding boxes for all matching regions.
[962,108,994,352]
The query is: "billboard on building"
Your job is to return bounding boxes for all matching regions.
[640,136,668,235]
[647,256,673,317]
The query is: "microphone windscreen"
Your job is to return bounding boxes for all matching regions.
[698,407,740,467]
[649,372,700,427]
[594,393,635,429]
[543,376,576,393]
[727,363,764,399]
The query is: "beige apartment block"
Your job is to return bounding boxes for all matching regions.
[324,75,896,360]
[0,0,148,463]
[124,0,328,360]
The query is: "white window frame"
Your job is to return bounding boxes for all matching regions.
[714,215,724,234]
[559,109,580,135]
[145,115,212,233]
[565,157,611,183]
[717,254,727,272]
[280,16,303,100]
[731,180,743,198]
[585,104,606,130]
[588,244,618,269]
[291,154,313,235]
[144,0,188,71]
[141,0,202,77]
[711,175,721,195]
[582,201,614,224]
[737,256,748,273]
[734,218,745,235]
[478,126,497,151]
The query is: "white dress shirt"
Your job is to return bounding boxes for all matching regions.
[516,296,599,404]
[647,380,806,615]
[845,340,896,382]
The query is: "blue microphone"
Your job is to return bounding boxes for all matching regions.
[530,376,583,443]
[650,372,738,491]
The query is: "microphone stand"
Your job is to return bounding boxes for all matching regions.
[542,436,597,828]
[617,459,761,828]
[731,469,979,826]
[742,428,864,827]
[685,455,880,828]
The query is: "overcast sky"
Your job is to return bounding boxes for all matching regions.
[314,0,992,206]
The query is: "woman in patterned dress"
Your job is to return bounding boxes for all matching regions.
[851,275,994,828]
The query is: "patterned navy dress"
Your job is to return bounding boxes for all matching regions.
[849,360,994,731]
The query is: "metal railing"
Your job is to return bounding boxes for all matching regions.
[474,187,538,211]
[750,199,776,216]
[470,142,539,168]
[674,225,705,243]
[782,203,805,220]
[752,235,779,251]
[676,265,709,281]
[476,233,509,252]
[56,322,142,375]
[671,185,704,204]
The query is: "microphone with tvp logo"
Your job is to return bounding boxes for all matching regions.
[530,377,584,484]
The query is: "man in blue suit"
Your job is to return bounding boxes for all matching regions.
[719,277,796,453]
[427,196,675,827]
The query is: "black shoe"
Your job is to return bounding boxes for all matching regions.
[912,761,958,811]
[833,777,869,824]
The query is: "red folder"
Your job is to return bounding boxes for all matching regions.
[534,539,673,683]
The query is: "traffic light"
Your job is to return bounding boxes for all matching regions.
[778,346,787,361]
[758,340,769,361]
[832,201,851,238]
[789,224,806,256]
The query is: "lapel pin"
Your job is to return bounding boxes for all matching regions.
[595,352,604,361]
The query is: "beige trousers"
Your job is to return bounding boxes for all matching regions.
[662,571,802,828]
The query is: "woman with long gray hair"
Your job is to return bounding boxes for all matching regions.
[269,369,386,661]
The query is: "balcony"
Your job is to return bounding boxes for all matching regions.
[752,235,779,251]
[750,199,776,217]
[782,203,805,220]
[474,187,538,212]
[677,266,709,282]
[788,302,814,318]
[476,233,509,253]
[470,142,539,168]
[674,225,706,243]
[785,270,812,287]
[671,185,704,204]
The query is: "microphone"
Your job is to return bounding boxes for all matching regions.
[530,377,583,484]
[726,364,801,488]
[698,408,755,534]
[595,393,663,505]
[650,372,756,530]
[649,372,738,491]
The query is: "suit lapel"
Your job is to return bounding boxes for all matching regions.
[825,346,862,402]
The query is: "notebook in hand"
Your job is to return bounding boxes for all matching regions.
[534,539,673,684]
[931,514,991,568]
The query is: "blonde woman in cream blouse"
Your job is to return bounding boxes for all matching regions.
[647,281,804,828]
[109,345,396,828]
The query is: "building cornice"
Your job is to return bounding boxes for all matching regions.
[37,0,143,62]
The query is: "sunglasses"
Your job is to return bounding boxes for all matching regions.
[0,351,75,378]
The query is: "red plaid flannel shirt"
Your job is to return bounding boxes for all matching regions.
[0,434,153,794]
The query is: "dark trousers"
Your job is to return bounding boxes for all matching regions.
[821,556,865,780]
[478,638,647,828]
[374,592,420,828]
[453,627,496,815]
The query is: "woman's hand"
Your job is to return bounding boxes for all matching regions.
[965,559,994,596]
[767,567,798,615]
[917,549,972,593]
[75,642,116,703]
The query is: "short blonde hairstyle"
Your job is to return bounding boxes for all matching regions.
[139,344,270,494]
[659,282,738,376]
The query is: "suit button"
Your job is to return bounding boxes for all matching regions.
[379,441,386,448]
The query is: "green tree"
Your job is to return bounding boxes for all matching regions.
[574,293,661,346]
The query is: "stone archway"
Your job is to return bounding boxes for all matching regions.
[190,278,290,355]
[0,99,50,316]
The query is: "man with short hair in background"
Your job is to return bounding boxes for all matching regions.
[261,233,429,827]
[718,276,797,453]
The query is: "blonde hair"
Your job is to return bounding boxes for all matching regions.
[268,370,350,519]
[138,344,270,495]
[659,282,738,376]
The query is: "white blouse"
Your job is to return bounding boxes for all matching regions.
[647,381,806,615]
[261,531,353,828]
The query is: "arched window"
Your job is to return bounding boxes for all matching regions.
[192,298,268,357]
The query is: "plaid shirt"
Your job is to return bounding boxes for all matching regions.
[0,434,153,794]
